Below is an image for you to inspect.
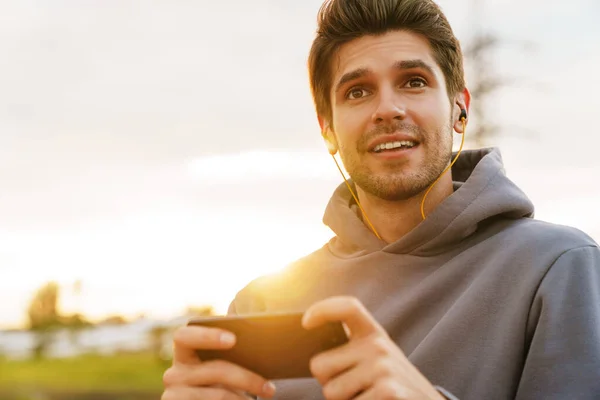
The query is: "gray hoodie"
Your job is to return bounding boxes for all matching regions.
[228,148,600,399]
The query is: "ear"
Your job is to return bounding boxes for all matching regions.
[453,87,471,134]
[318,115,335,141]
[318,115,339,155]
[317,115,326,131]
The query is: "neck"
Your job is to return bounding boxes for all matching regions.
[356,173,454,244]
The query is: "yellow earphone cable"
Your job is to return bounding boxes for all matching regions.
[420,117,467,220]
[331,154,383,240]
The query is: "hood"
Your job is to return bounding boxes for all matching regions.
[322,147,535,257]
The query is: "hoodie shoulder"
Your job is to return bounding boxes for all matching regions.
[512,218,598,253]
[227,245,330,315]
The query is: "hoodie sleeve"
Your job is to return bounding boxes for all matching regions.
[515,245,600,399]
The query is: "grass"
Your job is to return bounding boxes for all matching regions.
[0,352,168,393]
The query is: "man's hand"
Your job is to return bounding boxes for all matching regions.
[302,296,445,400]
[161,325,277,400]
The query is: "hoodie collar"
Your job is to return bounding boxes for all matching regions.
[323,148,535,257]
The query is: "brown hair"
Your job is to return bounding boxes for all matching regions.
[308,0,465,125]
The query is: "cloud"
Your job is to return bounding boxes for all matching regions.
[0,1,322,154]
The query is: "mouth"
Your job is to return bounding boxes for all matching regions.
[370,140,418,153]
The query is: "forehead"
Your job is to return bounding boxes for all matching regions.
[331,30,442,82]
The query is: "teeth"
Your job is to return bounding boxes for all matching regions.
[374,140,416,152]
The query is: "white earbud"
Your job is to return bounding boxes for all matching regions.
[322,126,338,155]
[325,139,338,155]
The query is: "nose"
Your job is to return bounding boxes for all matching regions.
[371,87,406,124]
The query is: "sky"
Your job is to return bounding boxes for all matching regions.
[0,0,599,328]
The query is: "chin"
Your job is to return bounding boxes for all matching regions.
[355,172,430,202]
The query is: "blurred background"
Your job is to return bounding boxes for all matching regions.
[1,0,598,398]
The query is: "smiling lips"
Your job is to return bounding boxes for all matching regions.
[368,134,419,155]
[373,140,417,152]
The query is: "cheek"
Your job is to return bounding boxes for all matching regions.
[414,99,452,134]
[333,112,365,150]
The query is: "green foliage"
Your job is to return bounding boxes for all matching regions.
[0,353,167,392]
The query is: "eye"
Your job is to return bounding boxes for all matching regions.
[346,88,370,100]
[404,77,427,88]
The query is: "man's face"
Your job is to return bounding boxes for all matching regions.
[325,30,459,201]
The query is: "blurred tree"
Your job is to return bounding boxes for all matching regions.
[463,0,539,147]
[27,281,61,358]
[26,281,92,358]
[27,282,60,329]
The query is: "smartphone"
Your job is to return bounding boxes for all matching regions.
[187,312,348,380]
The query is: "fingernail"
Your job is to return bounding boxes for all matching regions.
[302,311,311,326]
[262,381,276,396]
[220,332,236,346]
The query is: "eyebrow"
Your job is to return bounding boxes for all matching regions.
[394,59,435,76]
[334,59,436,94]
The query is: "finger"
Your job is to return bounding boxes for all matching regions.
[320,356,389,400]
[161,386,251,400]
[351,378,409,400]
[163,361,277,399]
[302,296,385,339]
[172,325,236,364]
[207,385,263,399]
[310,335,378,384]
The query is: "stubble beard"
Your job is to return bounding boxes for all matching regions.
[340,120,454,202]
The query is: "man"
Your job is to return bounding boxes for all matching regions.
[162,0,600,399]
